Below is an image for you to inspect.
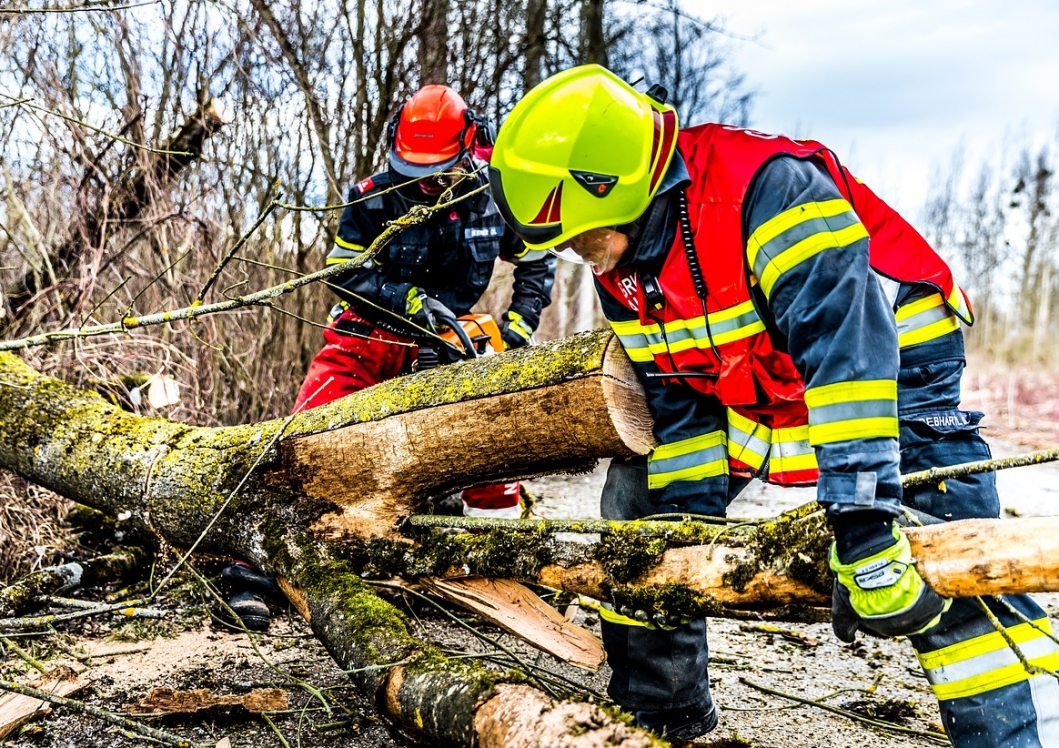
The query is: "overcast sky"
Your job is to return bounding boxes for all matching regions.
[691,0,1059,220]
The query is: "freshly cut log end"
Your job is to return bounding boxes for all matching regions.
[274,332,655,541]
[474,684,663,748]
[601,335,656,456]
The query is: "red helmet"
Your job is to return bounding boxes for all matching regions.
[388,85,477,178]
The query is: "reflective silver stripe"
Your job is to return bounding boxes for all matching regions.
[649,447,725,477]
[922,635,1059,687]
[750,209,863,282]
[609,320,655,363]
[897,303,951,336]
[609,299,765,365]
[647,432,728,489]
[895,293,960,348]
[808,398,897,427]
[327,246,364,261]
[1030,675,1059,747]
[726,409,770,469]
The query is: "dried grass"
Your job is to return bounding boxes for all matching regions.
[0,471,75,585]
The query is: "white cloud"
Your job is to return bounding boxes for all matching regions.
[687,0,1059,219]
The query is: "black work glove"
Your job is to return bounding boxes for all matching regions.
[829,514,951,643]
[499,310,534,349]
[405,287,456,332]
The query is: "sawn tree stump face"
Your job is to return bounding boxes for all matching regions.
[270,333,654,540]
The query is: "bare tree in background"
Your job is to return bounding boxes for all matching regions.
[1011,149,1055,337]
[418,0,450,85]
[0,0,755,428]
[581,0,608,66]
[607,0,754,127]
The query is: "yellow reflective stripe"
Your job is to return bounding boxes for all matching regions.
[805,379,896,408]
[809,417,897,444]
[918,619,1059,700]
[900,316,960,348]
[608,301,764,363]
[748,199,869,298]
[648,431,728,490]
[726,408,770,469]
[769,425,817,474]
[895,293,960,348]
[749,198,853,248]
[804,379,898,445]
[326,257,352,265]
[608,318,656,363]
[947,286,973,324]
[333,236,367,252]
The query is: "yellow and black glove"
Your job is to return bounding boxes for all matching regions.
[830,523,950,642]
[406,287,456,332]
[499,310,534,349]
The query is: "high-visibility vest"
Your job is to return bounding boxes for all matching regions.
[597,124,972,485]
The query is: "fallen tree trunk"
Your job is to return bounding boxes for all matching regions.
[0,331,1056,743]
[0,332,664,746]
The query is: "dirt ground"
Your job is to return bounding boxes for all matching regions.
[3,362,1058,748]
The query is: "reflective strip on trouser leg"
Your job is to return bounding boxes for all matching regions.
[911,596,1059,747]
[647,431,728,491]
[897,338,1059,746]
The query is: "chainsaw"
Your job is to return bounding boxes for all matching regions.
[414,312,505,370]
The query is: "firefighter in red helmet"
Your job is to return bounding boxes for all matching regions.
[222,85,556,632]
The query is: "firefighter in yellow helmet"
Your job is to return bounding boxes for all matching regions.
[490,65,1059,745]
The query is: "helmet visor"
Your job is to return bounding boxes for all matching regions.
[548,246,587,264]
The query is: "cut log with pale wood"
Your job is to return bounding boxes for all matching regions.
[0,332,663,747]
[907,515,1059,598]
[0,675,83,740]
[0,331,1057,745]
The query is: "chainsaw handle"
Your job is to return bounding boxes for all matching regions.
[433,313,478,359]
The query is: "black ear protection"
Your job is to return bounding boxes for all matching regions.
[466,110,496,149]
[386,103,405,150]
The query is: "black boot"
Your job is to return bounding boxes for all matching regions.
[219,561,279,632]
[634,701,718,742]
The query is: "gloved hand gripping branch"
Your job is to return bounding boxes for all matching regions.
[826,512,953,639]
[824,472,950,642]
[406,286,456,332]
[500,310,535,349]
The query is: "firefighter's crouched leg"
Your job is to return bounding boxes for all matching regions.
[601,618,717,740]
[899,409,1059,746]
[599,457,718,740]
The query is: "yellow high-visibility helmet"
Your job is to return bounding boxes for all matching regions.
[489,64,679,251]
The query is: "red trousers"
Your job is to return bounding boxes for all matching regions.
[293,308,521,516]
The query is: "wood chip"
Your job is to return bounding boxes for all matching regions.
[0,675,84,739]
[125,687,288,715]
[420,576,606,671]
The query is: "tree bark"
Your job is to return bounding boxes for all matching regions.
[1,330,1057,742]
[0,331,664,745]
